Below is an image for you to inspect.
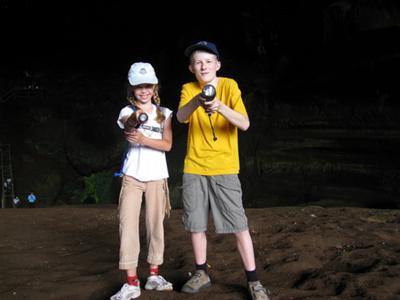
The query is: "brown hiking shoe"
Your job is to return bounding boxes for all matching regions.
[248,281,270,300]
[181,270,211,293]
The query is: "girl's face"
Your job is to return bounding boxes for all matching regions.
[189,51,221,85]
[133,84,154,104]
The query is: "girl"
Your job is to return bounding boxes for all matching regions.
[111,62,173,300]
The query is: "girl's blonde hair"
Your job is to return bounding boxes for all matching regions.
[126,84,165,124]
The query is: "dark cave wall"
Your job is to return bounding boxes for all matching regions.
[1,0,400,208]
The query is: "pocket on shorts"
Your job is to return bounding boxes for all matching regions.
[214,175,243,209]
[181,174,199,212]
[214,175,242,192]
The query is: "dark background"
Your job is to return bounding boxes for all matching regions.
[1,0,400,208]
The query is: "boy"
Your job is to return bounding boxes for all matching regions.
[177,41,270,300]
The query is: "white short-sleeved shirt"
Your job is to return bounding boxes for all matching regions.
[117,104,172,181]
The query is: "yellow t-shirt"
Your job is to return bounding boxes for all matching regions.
[178,77,248,175]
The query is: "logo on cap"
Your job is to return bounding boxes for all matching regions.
[139,68,147,75]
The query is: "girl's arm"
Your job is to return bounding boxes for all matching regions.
[124,116,172,152]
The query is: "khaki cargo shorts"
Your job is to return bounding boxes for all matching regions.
[181,174,248,233]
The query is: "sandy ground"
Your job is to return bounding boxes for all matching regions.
[0,206,400,300]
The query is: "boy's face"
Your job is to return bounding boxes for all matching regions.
[189,51,221,85]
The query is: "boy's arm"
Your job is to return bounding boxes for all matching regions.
[218,102,250,131]
[204,100,250,131]
[176,94,202,123]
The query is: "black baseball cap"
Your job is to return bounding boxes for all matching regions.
[184,41,220,59]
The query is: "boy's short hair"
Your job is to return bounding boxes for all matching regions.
[184,41,220,59]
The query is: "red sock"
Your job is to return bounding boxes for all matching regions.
[149,267,159,276]
[127,275,139,286]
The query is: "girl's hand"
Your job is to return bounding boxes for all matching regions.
[124,129,145,144]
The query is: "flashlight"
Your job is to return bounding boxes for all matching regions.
[201,84,216,102]
[135,112,148,128]
[125,111,148,129]
[200,84,217,142]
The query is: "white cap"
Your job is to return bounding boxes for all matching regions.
[127,62,158,86]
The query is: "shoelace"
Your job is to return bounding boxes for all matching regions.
[253,283,267,293]
[189,272,202,283]
[158,276,169,286]
[152,275,170,287]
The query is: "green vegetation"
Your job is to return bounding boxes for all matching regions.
[81,172,115,204]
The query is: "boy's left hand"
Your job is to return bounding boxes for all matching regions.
[203,98,221,114]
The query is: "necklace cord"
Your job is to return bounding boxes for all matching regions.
[208,114,218,141]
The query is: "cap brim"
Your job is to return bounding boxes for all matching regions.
[128,77,158,86]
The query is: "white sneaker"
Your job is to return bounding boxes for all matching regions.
[145,275,173,291]
[110,283,141,300]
